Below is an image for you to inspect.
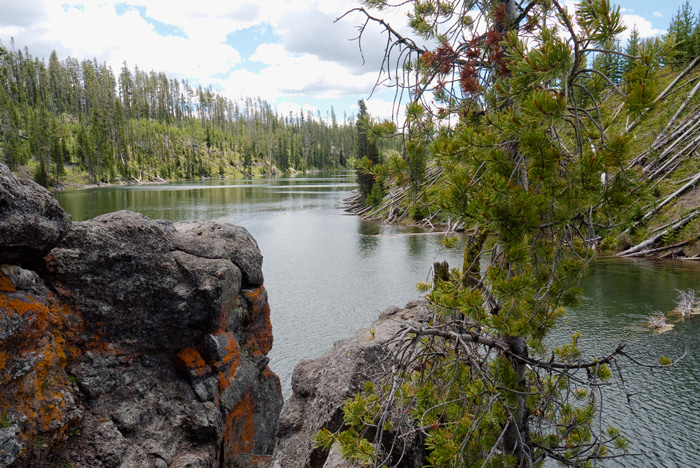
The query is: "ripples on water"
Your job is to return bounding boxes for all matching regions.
[548,259,700,467]
[54,174,700,467]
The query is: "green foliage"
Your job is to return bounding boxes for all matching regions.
[659,356,673,366]
[441,235,458,249]
[623,26,641,76]
[667,1,699,65]
[405,101,432,213]
[625,38,669,117]
[367,180,384,207]
[354,101,402,202]
[327,1,676,466]
[0,413,11,429]
[315,383,381,467]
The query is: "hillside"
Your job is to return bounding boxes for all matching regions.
[616,59,700,258]
[0,45,357,188]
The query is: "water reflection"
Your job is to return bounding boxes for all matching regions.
[406,234,427,258]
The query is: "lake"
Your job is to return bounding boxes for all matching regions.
[53,172,700,467]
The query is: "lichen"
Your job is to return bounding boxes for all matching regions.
[175,347,211,378]
[224,391,256,458]
[0,273,84,458]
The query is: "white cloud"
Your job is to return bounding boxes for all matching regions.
[653,11,664,18]
[0,0,46,28]
[350,96,407,123]
[620,14,665,40]
[1,1,241,80]
[0,0,445,120]
[251,43,289,65]
[0,26,21,38]
[276,101,319,118]
[215,52,378,101]
[365,98,403,122]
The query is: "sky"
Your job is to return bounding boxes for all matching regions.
[0,0,690,121]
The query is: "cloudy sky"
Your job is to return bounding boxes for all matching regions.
[0,0,688,121]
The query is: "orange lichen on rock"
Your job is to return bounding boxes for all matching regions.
[223,391,256,458]
[241,287,273,355]
[0,271,16,292]
[0,280,83,462]
[175,347,210,378]
[216,333,241,369]
[0,294,50,339]
[213,334,241,393]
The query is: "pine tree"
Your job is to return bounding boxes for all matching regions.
[624,26,641,77]
[321,1,673,466]
[668,1,697,65]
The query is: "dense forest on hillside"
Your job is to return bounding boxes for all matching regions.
[0,42,380,186]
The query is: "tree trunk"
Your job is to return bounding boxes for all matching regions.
[503,336,532,465]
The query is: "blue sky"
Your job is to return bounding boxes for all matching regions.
[0,0,691,121]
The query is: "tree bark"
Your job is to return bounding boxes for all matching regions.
[503,336,532,465]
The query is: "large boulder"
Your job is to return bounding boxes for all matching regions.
[0,167,283,468]
[272,301,429,468]
[0,164,71,264]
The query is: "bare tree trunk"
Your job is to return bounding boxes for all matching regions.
[656,77,700,142]
[618,210,700,257]
[641,169,700,222]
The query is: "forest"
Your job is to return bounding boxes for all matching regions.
[0,41,364,186]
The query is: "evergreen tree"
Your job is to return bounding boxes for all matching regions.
[668,1,697,65]
[321,1,673,466]
[624,26,641,77]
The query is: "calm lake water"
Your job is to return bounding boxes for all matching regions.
[54,172,700,467]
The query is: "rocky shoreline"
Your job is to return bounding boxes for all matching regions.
[1,163,428,468]
[1,164,282,467]
[272,301,429,468]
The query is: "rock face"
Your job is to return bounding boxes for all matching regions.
[0,165,283,468]
[272,301,430,468]
[0,164,71,265]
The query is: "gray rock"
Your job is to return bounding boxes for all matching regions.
[68,352,124,398]
[172,250,242,319]
[0,424,23,468]
[323,442,361,468]
[45,211,261,352]
[0,164,71,264]
[192,376,220,402]
[111,402,142,433]
[0,264,38,290]
[172,221,264,287]
[202,332,236,364]
[272,301,429,468]
[1,170,282,468]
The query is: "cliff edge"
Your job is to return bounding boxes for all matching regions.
[0,164,283,468]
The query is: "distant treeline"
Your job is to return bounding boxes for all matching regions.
[0,41,362,185]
